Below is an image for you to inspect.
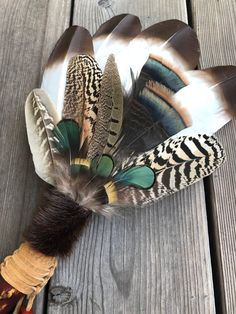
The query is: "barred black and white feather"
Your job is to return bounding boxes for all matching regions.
[115,135,225,206]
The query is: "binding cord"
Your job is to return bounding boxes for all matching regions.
[0,242,57,311]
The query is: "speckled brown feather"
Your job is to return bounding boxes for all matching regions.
[87,54,123,159]
[63,55,102,145]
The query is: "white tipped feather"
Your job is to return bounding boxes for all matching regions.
[41,26,94,115]
[172,79,234,137]
[116,19,199,93]
[93,14,141,72]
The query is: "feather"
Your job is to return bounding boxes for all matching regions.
[116,64,187,156]
[87,54,123,159]
[115,20,199,154]
[114,135,225,206]
[93,14,141,71]
[117,19,199,93]
[91,154,114,177]
[53,119,81,159]
[128,19,200,79]
[114,165,156,189]
[93,14,140,51]
[172,66,236,136]
[25,89,60,184]
[63,55,102,146]
[41,26,94,115]
[118,63,236,157]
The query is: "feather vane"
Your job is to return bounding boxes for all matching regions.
[25,89,60,184]
[88,54,123,159]
[41,26,94,114]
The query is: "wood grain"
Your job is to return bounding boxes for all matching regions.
[0,0,71,312]
[47,1,216,313]
[191,1,236,313]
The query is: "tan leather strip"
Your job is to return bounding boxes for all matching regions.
[0,242,57,310]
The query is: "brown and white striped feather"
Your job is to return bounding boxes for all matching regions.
[63,55,102,146]
[25,89,60,184]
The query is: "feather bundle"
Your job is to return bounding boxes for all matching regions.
[3,14,236,314]
[23,14,236,258]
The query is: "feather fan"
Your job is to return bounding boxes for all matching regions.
[23,14,236,257]
[1,14,236,314]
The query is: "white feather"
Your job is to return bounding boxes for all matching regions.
[172,84,231,137]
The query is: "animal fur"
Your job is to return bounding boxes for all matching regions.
[24,159,113,256]
[24,186,92,256]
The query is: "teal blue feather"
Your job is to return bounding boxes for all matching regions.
[91,155,114,177]
[114,166,156,189]
[138,87,186,135]
[53,119,81,158]
[139,58,186,92]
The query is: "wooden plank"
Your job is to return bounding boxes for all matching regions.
[48,1,216,313]
[0,0,71,311]
[191,1,236,313]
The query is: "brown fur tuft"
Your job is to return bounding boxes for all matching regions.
[24,187,91,257]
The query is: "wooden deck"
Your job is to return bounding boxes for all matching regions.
[0,1,235,313]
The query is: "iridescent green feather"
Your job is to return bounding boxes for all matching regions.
[53,120,81,158]
[114,165,156,189]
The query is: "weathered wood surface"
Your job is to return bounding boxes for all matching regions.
[0,0,71,312]
[47,1,215,314]
[192,1,236,313]
[0,0,71,258]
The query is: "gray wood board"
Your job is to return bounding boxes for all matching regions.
[48,1,216,313]
[191,1,236,313]
[0,0,71,312]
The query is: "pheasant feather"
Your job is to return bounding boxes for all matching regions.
[88,54,123,159]
[63,54,102,145]
[25,89,60,184]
